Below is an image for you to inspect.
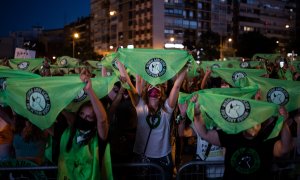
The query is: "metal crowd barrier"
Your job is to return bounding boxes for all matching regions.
[1,160,300,180]
[176,159,300,180]
[113,162,165,180]
[0,163,165,180]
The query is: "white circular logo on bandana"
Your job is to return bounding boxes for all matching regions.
[211,64,221,69]
[0,78,6,91]
[60,58,68,66]
[220,98,251,123]
[96,62,102,69]
[112,58,119,70]
[145,58,167,77]
[240,62,250,68]
[267,87,289,105]
[232,71,247,83]
[17,62,29,70]
[26,87,51,116]
[73,89,87,102]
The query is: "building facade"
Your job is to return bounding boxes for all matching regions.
[90,0,296,56]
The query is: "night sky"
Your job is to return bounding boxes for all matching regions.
[0,0,90,36]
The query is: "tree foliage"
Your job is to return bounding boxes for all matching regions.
[236,31,278,58]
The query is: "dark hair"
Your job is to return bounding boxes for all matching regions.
[14,114,46,142]
[66,101,96,152]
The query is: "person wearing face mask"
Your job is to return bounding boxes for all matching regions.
[117,60,187,180]
[192,94,293,180]
[57,69,111,180]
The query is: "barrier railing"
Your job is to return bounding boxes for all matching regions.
[0,159,300,180]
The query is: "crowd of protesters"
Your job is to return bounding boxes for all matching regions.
[0,53,300,180]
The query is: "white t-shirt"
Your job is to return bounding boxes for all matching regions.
[133,98,174,158]
[191,123,225,178]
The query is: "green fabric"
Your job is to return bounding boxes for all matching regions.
[117,48,191,86]
[65,75,118,112]
[248,61,263,68]
[212,68,267,87]
[5,76,85,129]
[181,92,281,137]
[9,58,44,72]
[0,69,41,106]
[100,53,121,76]
[200,60,240,77]
[252,53,281,62]
[57,56,80,68]
[0,69,41,78]
[237,76,300,112]
[178,86,258,105]
[87,60,102,69]
[58,128,113,180]
[0,65,11,69]
[187,58,200,78]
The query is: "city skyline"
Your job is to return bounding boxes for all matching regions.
[0,0,90,36]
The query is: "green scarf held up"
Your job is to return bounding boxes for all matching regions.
[5,76,85,129]
[212,68,267,87]
[237,76,300,112]
[179,91,282,140]
[9,58,44,72]
[117,48,192,86]
[0,69,41,106]
[200,60,240,78]
[65,75,118,112]
[57,56,80,68]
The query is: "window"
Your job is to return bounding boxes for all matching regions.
[183,20,189,28]
[189,11,194,18]
[183,10,186,18]
[198,2,203,9]
[190,21,197,29]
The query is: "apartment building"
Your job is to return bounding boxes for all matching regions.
[90,0,296,55]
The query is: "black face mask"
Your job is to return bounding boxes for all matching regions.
[75,116,96,131]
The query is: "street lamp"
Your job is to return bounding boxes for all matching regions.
[72,33,79,58]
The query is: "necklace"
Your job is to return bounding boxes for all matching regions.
[146,110,161,129]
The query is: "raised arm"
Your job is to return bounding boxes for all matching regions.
[80,69,108,140]
[135,74,145,96]
[167,67,187,109]
[117,61,139,106]
[200,67,211,90]
[273,106,293,157]
[193,94,221,146]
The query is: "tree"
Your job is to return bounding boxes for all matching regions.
[197,31,220,60]
[236,32,278,58]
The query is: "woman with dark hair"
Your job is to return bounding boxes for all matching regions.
[117,61,187,179]
[12,114,47,165]
[57,69,110,180]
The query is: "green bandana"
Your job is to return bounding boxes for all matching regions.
[117,48,191,86]
[56,56,80,68]
[5,76,85,129]
[237,76,300,112]
[9,58,44,72]
[181,92,282,139]
[212,68,267,87]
